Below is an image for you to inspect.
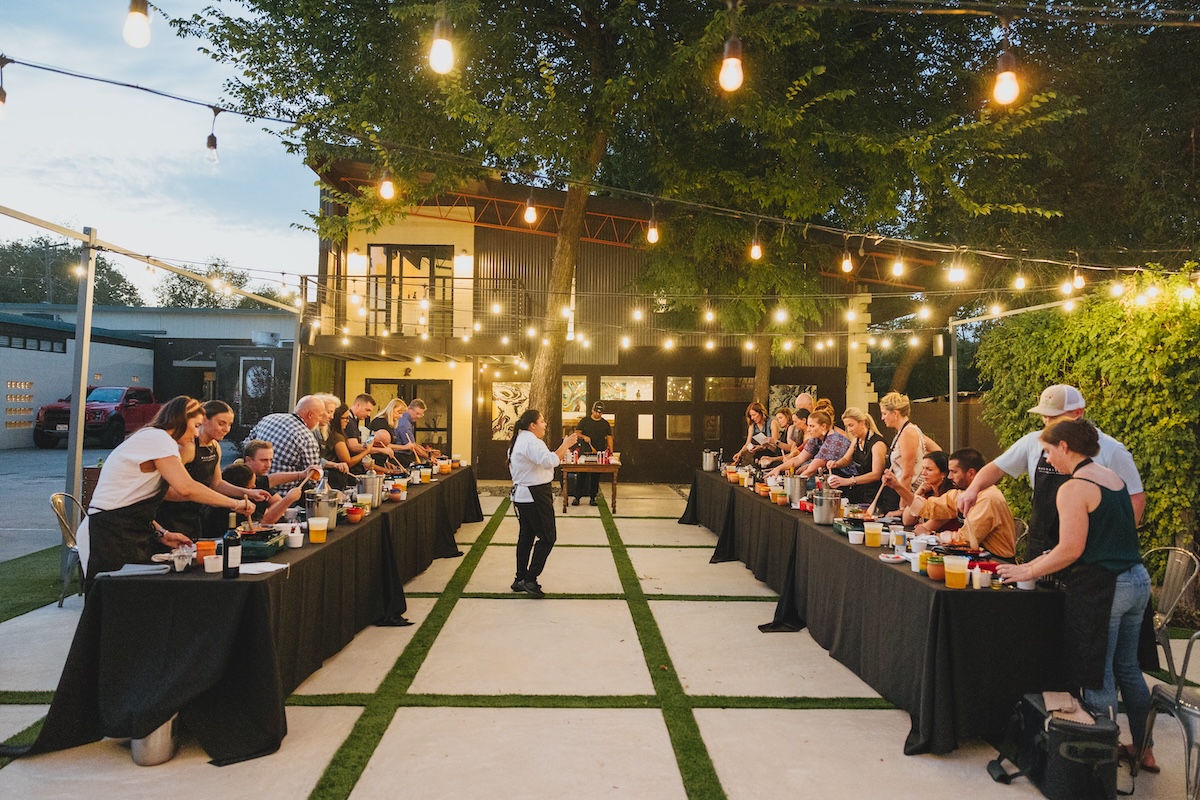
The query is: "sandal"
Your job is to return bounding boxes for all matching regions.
[1118,744,1161,774]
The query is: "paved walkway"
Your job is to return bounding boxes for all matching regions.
[0,484,1186,798]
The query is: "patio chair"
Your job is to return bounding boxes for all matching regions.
[49,492,85,607]
[1135,548,1200,783]
[1144,546,1200,684]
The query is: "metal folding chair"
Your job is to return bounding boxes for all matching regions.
[49,492,85,607]
[1138,547,1200,787]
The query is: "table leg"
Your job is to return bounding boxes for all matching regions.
[611,472,618,513]
[562,472,569,513]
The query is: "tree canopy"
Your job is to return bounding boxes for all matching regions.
[0,236,145,307]
[154,260,286,310]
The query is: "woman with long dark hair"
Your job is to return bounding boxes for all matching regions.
[78,396,254,587]
[324,403,386,488]
[157,399,269,538]
[507,409,578,597]
[997,419,1153,771]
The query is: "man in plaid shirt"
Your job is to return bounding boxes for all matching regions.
[243,395,327,490]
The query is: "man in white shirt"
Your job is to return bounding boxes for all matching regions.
[957,384,1143,558]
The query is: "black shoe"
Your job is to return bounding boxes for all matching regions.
[571,496,580,506]
[588,497,596,506]
[522,580,545,599]
[511,579,527,593]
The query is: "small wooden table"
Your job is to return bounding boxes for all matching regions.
[560,462,621,512]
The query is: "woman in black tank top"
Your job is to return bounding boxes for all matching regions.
[997,419,1153,771]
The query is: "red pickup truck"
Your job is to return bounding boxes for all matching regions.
[33,386,162,449]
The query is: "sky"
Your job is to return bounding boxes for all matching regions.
[0,1,317,304]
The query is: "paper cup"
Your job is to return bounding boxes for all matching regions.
[287,532,304,549]
[1016,579,1037,591]
[204,555,222,573]
[848,530,865,545]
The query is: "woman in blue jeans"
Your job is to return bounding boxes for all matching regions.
[998,418,1155,772]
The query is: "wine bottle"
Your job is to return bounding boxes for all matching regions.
[222,512,242,579]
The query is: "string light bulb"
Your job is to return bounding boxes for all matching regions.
[993,48,1019,106]
[632,308,643,322]
[909,335,920,347]
[621,336,631,348]
[704,309,714,322]
[123,0,151,49]
[719,36,743,92]
[378,169,396,200]
[1109,280,1125,298]
[1060,281,1073,295]
[815,340,825,351]
[991,304,1002,316]
[1146,284,1160,298]
[1063,299,1076,312]
[846,309,857,322]
[917,306,930,320]
[523,195,537,224]
[948,264,965,283]
[663,337,674,349]
[773,307,787,323]
[205,106,221,164]
[782,340,793,351]
[491,301,501,314]
[840,251,853,273]
[429,17,454,74]
[891,256,904,277]
[705,340,714,350]
[749,221,762,260]
[744,339,754,350]
[1073,270,1085,289]
[646,204,659,244]
[501,335,510,345]
[1014,274,1027,290]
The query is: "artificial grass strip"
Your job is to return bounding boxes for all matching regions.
[460,591,627,600]
[286,693,374,707]
[645,594,779,603]
[398,694,659,708]
[0,718,44,771]
[601,504,727,800]
[0,547,66,624]
[307,499,508,800]
[688,696,896,710]
[0,692,54,705]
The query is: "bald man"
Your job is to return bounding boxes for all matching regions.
[243,395,326,490]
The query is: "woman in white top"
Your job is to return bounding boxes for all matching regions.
[78,396,254,588]
[876,391,940,513]
[507,409,578,597]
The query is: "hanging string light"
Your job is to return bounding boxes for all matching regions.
[646,203,659,244]
[123,0,152,49]
[947,251,966,283]
[205,106,221,163]
[719,2,743,92]
[523,194,537,224]
[749,220,763,260]
[891,251,904,277]
[704,309,715,322]
[0,57,10,121]
[840,235,853,273]
[378,169,396,200]
[1072,269,1085,289]
[429,16,455,75]
[993,17,1020,105]
[632,307,643,321]
[1014,274,1027,290]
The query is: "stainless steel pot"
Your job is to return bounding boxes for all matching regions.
[702,450,719,471]
[784,476,804,506]
[356,472,384,508]
[812,489,843,525]
[306,488,339,531]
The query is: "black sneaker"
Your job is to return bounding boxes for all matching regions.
[511,580,527,593]
[522,580,545,599]
[571,497,580,506]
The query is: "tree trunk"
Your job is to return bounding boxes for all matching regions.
[527,130,608,441]
[753,333,772,405]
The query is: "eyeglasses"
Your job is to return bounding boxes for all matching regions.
[340,414,352,421]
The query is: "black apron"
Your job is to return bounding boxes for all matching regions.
[1028,449,1070,560]
[85,481,171,588]
[156,438,220,539]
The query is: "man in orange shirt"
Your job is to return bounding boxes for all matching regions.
[883,448,1016,559]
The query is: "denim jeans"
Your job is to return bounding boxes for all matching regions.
[1083,563,1151,749]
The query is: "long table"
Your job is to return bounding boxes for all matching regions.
[19,466,483,766]
[680,468,1067,755]
[559,462,620,512]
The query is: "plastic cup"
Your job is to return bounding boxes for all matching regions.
[863,521,883,547]
[308,516,329,543]
[848,530,865,545]
[1016,579,1037,591]
[943,555,970,589]
[287,531,304,549]
[204,555,222,573]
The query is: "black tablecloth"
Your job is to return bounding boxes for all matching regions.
[680,468,1068,755]
[16,466,483,765]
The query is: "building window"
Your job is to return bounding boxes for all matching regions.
[666,377,692,402]
[363,244,455,338]
[704,415,722,440]
[601,376,653,402]
[6,381,33,390]
[666,415,692,440]
[704,377,755,403]
[10,337,24,349]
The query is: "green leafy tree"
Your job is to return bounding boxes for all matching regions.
[0,236,145,306]
[155,260,254,309]
[974,269,1200,551]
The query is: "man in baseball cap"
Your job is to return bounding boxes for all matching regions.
[570,401,614,506]
[958,384,1143,559]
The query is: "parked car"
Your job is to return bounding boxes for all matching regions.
[33,386,162,449]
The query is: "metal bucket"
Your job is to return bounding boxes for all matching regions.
[306,489,338,531]
[131,714,178,766]
[702,450,719,471]
[356,472,384,508]
[784,476,804,506]
[811,489,843,525]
